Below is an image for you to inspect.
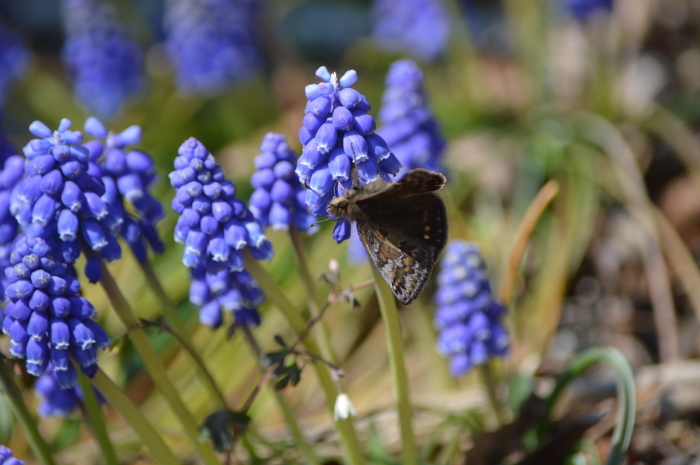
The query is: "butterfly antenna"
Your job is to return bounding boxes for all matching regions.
[303,181,332,207]
[310,217,334,227]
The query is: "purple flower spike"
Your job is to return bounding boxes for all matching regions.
[171,137,273,274]
[83,117,165,264]
[434,241,508,377]
[61,0,143,119]
[296,67,401,242]
[249,133,317,233]
[372,0,450,62]
[565,0,614,21]
[163,0,261,96]
[376,60,445,179]
[2,236,110,385]
[34,366,105,418]
[189,265,263,329]
[0,25,29,107]
[170,137,271,329]
[13,119,124,280]
[0,445,25,465]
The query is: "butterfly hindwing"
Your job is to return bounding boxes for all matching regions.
[356,220,433,305]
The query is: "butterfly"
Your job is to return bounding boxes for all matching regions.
[327,169,448,305]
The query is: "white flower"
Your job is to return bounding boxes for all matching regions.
[334,393,357,420]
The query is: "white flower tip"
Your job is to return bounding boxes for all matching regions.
[334,393,357,421]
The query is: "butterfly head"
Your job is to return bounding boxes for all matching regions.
[327,196,350,219]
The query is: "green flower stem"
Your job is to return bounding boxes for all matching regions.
[138,259,227,408]
[542,347,635,465]
[0,359,56,465]
[99,261,221,465]
[89,368,179,463]
[289,227,337,363]
[77,370,119,465]
[243,251,366,465]
[241,326,320,465]
[370,267,417,465]
[479,361,507,425]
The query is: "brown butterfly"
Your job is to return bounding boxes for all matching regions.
[327,169,448,305]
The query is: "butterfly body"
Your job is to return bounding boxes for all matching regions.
[328,169,448,305]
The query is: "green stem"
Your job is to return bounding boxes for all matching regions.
[370,267,417,465]
[243,251,366,465]
[541,347,635,465]
[138,259,227,408]
[241,326,320,465]
[99,261,222,465]
[89,368,179,463]
[77,370,119,465]
[480,361,507,426]
[288,227,337,364]
[0,359,56,465]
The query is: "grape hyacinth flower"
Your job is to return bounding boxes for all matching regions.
[249,133,316,232]
[296,66,402,243]
[34,367,104,417]
[61,0,143,119]
[83,117,165,263]
[372,0,451,62]
[1,237,111,388]
[189,265,263,328]
[13,119,123,282]
[170,137,273,274]
[0,446,24,465]
[0,25,29,106]
[565,0,614,21]
[434,241,508,376]
[163,0,261,95]
[376,60,445,178]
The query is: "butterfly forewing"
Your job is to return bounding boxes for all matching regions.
[353,169,448,305]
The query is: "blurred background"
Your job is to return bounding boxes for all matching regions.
[2,0,700,463]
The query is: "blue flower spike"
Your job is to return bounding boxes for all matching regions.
[163,0,261,95]
[0,445,25,465]
[83,117,165,264]
[377,60,445,178]
[14,119,124,282]
[434,241,508,376]
[1,236,110,388]
[34,366,104,417]
[249,133,316,233]
[372,0,451,62]
[61,0,143,119]
[170,137,271,328]
[296,66,402,243]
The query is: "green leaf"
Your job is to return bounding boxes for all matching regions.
[273,334,287,348]
[508,373,534,416]
[0,391,14,445]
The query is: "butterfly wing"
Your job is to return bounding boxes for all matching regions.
[356,189,447,305]
[357,169,446,203]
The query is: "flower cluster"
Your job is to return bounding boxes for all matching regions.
[376,60,445,178]
[170,137,271,328]
[372,0,451,62]
[83,117,165,262]
[163,0,261,95]
[1,237,110,388]
[0,155,25,296]
[61,0,143,118]
[189,265,263,328]
[0,446,24,465]
[296,66,402,242]
[434,241,508,376]
[170,137,273,274]
[565,0,614,21]
[13,119,123,282]
[34,367,104,417]
[249,133,315,232]
[0,24,29,106]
